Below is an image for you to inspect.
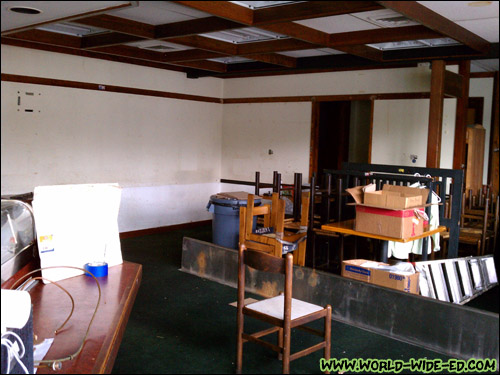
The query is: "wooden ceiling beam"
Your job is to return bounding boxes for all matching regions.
[167,35,238,55]
[4,29,82,49]
[168,60,228,73]
[172,1,253,25]
[377,1,490,54]
[154,49,227,63]
[74,14,155,38]
[93,45,228,63]
[236,39,318,55]
[244,53,297,68]
[258,22,382,61]
[329,25,442,47]
[252,1,383,24]
[0,2,136,36]
[155,17,243,39]
[82,32,145,49]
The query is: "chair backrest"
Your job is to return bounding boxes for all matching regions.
[238,244,293,309]
[239,193,286,256]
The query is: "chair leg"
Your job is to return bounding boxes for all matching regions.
[324,305,332,374]
[236,315,243,373]
[282,326,291,374]
[278,328,283,360]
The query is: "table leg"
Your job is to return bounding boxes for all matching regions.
[380,240,388,262]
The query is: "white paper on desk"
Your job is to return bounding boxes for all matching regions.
[33,183,123,283]
[33,338,54,373]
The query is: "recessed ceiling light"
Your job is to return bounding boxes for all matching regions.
[467,1,492,6]
[9,6,42,15]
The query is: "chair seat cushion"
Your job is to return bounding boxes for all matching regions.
[245,295,324,321]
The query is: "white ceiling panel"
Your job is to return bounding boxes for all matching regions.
[456,19,499,42]
[1,1,135,32]
[109,1,211,25]
[418,1,499,21]
[294,14,381,34]
[418,1,499,42]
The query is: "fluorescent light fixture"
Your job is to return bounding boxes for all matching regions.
[208,56,254,64]
[201,27,288,44]
[230,1,300,9]
[368,38,460,51]
[37,22,107,36]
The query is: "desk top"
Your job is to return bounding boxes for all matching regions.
[9,261,142,374]
[321,220,446,243]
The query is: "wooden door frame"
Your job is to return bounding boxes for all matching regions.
[309,99,374,182]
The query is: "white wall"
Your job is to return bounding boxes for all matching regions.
[3,45,492,232]
[221,102,312,185]
[469,77,494,184]
[221,66,459,183]
[371,98,457,168]
[1,45,223,232]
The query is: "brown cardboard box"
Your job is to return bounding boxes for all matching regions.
[346,184,429,239]
[342,259,419,294]
[355,205,425,238]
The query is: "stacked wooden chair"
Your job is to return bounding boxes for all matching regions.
[239,192,310,266]
[442,192,499,257]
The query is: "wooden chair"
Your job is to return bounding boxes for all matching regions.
[442,195,499,256]
[239,192,310,266]
[236,244,332,374]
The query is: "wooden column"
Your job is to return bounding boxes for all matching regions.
[489,71,499,195]
[453,60,471,170]
[427,60,446,168]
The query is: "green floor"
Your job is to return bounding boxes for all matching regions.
[111,225,498,374]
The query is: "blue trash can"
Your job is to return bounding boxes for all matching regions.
[207,193,261,249]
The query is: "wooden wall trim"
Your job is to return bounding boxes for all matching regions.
[2,72,437,105]
[1,73,222,104]
[119,220,212,239]
[223,92,432,104]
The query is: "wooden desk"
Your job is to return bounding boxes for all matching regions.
[321,220,446,261]
[5,261,142,374]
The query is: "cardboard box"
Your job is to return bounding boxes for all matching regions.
[346,184,429,239]
[342,259,419,294]
[355,205,425,238]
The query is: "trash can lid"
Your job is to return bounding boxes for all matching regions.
[209,191,261,207]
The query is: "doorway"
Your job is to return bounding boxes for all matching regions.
[310,100,372,181]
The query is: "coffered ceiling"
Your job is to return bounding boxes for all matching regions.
[1,1,498,78]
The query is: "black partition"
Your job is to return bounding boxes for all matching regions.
[333,162,464,259]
